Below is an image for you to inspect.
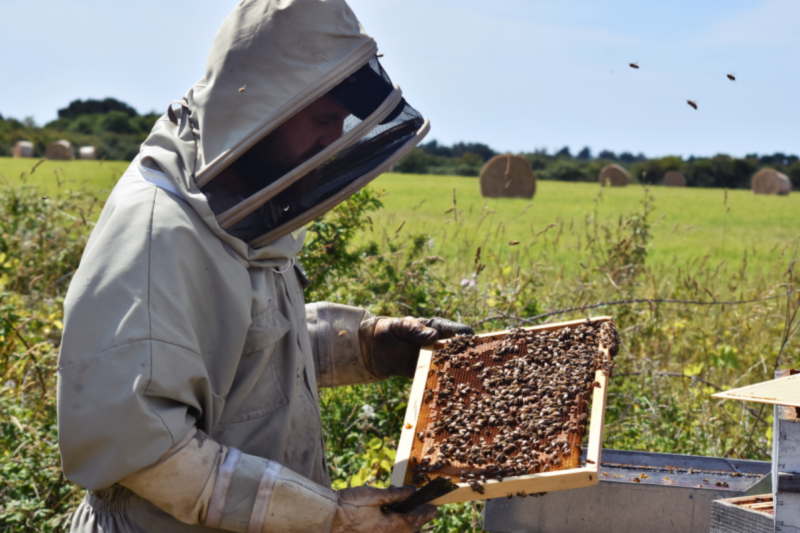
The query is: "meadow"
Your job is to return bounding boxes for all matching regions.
[2,157,797,272]
[369,172,800,275]
[0,157,127,195]
[0,157,798,532]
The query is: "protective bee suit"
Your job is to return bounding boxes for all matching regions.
[56,1,470,532]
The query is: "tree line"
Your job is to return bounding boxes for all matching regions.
[2,100,798,190]
[0,98,159,161]
[394,142,800,190]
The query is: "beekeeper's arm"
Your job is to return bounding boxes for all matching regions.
[57,184,434,533]
[306,302,474,387]
[118,427,435,533]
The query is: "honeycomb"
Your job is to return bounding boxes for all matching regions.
[406,319,619,492]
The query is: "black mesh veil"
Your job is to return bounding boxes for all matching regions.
[199,57,425,246]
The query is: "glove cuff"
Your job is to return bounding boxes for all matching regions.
[358,316,386,379]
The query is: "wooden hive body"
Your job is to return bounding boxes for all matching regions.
[391,317,616,505]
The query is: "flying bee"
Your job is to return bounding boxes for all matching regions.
[687,100,698,110]
[727,73,736,81]
[238,85,247,93]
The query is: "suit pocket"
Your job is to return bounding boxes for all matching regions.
[243,301,292,354]
[217,302,293,428]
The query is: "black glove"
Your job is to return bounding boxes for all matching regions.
[358,316,475,379]
[418,317,475,340]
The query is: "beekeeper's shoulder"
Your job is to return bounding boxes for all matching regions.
[92,162,243,270]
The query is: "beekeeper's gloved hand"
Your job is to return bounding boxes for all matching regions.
[331,485,436,533]
[359,316,474,378]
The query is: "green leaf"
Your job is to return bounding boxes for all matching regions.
[683,362,704,377]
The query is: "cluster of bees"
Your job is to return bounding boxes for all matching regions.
[411,320,620,494]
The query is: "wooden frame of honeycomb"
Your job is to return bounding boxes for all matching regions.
[391,317,616,505]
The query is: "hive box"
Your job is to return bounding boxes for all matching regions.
[484,449,771,533]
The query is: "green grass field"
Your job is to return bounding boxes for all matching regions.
[367,173,799,274]
[0,157,128,198]
[1,157,797,272]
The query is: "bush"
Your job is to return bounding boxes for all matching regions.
[394,148,482,177]
[0,179,99,531]
[539,159,589,182]
[787,160,800,189]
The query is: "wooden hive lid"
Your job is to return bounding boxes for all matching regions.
[712,372,800,408]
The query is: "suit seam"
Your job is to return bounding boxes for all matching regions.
[144,188,177,445]
[56,338,202,371]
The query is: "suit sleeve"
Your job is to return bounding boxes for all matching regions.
[305,302,381,387]
[119,428,338,533]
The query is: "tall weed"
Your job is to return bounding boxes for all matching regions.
[0,178,98,531]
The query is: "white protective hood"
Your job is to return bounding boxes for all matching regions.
[138,0,429,265]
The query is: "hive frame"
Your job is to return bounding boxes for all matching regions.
[391,317,613,505]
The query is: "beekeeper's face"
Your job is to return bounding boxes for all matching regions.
[256,95,350,171]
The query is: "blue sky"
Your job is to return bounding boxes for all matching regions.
[1,0,797,158]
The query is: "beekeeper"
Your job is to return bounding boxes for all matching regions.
[56,1,473,532]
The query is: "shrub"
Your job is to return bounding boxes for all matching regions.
[0,178,99,532]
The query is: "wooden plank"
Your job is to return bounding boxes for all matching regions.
[392,317,612,505]
[585,360,610,469]
[431,466,598,505]
[779,472,800,494]
[744,501,775,511]
[391,347,434,488]
[712,373,800,408]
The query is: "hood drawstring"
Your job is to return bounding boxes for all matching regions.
[273,256,295,274]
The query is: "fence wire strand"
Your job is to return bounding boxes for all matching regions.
[471,290,799,329]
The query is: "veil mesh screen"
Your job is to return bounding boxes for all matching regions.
[202,102,422,244]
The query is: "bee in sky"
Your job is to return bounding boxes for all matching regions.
[687,100,698,110]
[239,85,247,93]
[629,62,639,69]
[727,73,736,81]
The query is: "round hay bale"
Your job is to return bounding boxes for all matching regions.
[752,168,791,195]
[79,146,96,160]
[598,164,629,187]
[45,140,74,160]
[663,170,686,187]
[12,140,34,158]
[479,154,536,199]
